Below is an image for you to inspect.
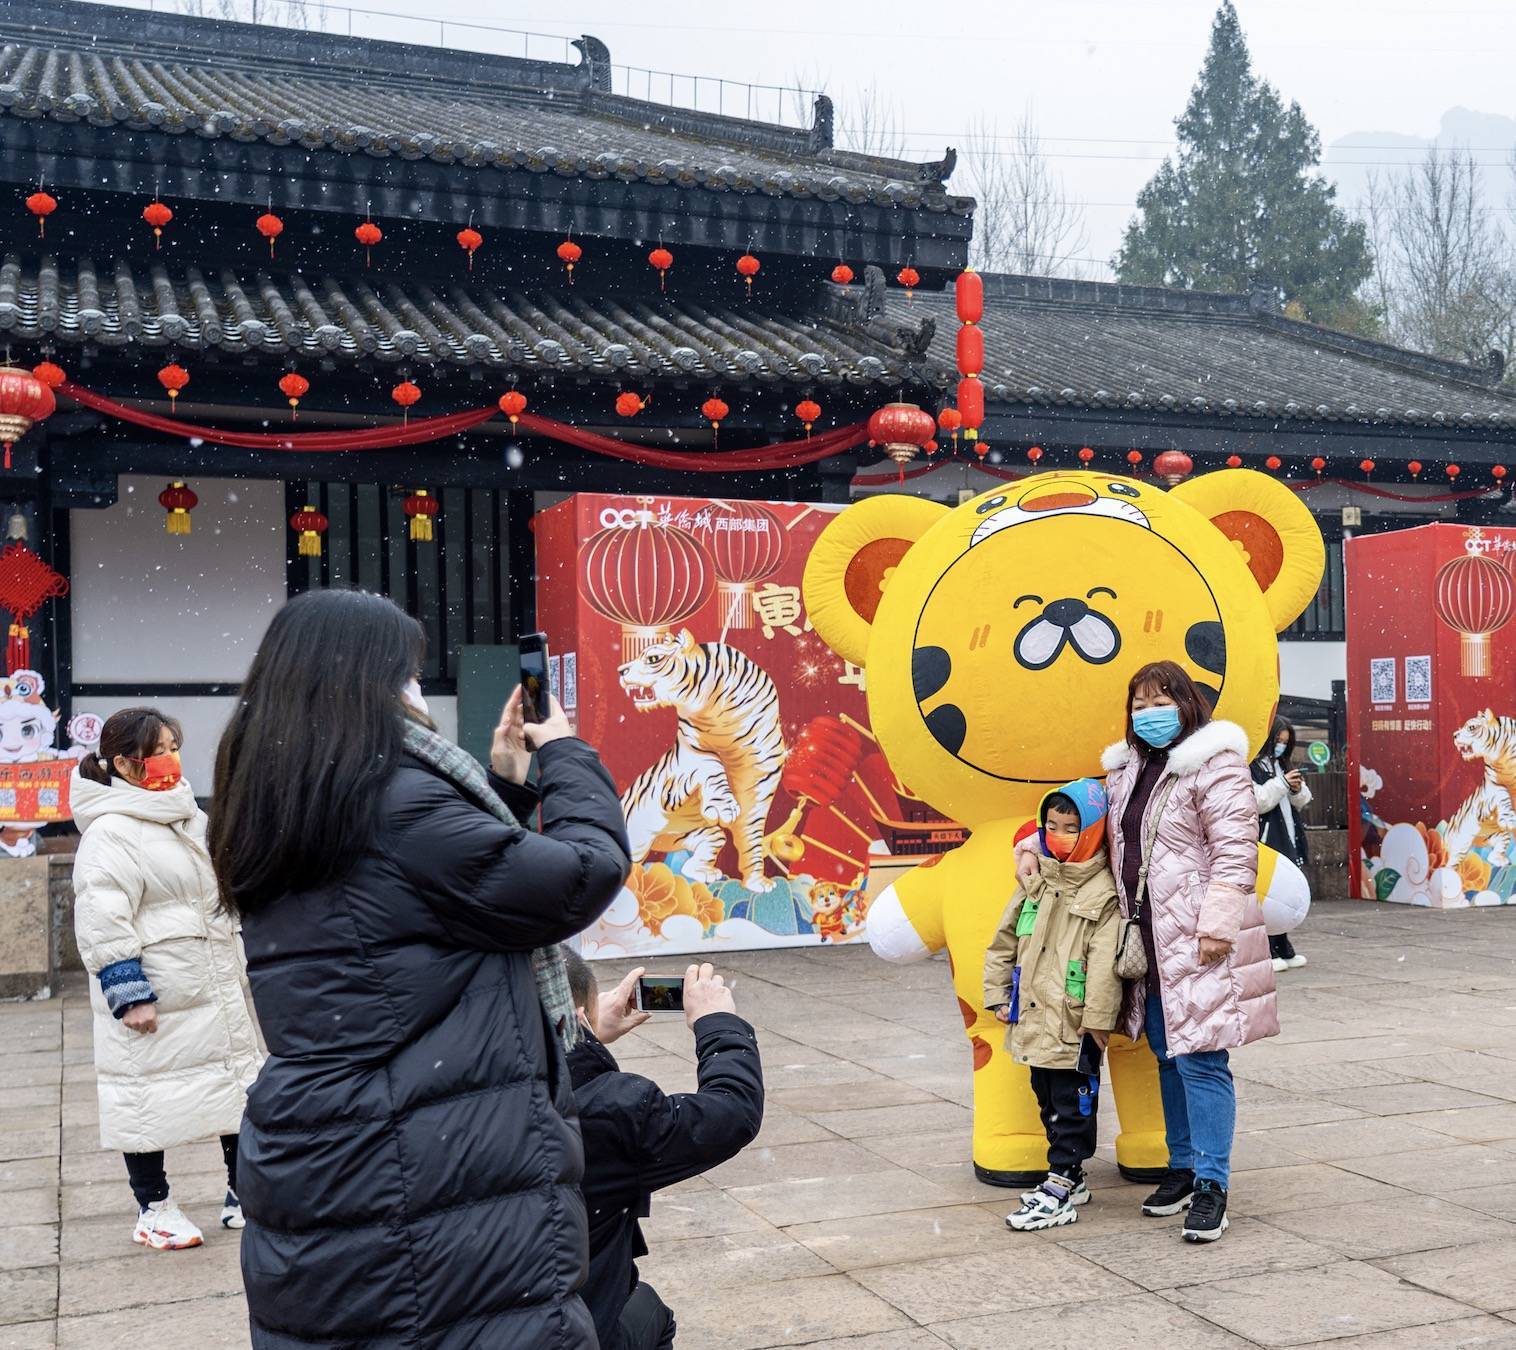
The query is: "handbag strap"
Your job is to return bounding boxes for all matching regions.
[1128,776,1178,924]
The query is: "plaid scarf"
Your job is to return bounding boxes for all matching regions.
[401,720,576,1053]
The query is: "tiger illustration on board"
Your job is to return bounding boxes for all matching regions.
[618,630,786,893]
[1444,710,1516,866]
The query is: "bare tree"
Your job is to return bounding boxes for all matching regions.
[960,111,1089,278]
[790,70,906,160]
[1364,147,1516,364]
[173,0,322,31]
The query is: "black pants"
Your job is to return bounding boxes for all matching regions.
[614,1282,676,1350]
[1028,1065,1099,1184]
[1269,932,1298,961]
[123,1133,239,1210]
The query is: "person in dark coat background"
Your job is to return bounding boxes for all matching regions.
[563,950,764,1350]
[1251,716,1311,972]
[210,589,630,1349]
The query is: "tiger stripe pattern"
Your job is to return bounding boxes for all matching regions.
[1445,710,1516,866]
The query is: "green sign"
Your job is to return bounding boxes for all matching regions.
[1307,741,1331,768]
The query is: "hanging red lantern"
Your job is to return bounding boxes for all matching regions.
[1310,456,1326,477]
[616,392,647,418]
[1447,464,1462,480]
[158,481,197,536]
[1409,460,1423,479]
[1265,455,1283,472]
[26,191,56,237]
[356,220,382,267]
[956,326,985,377]
[897,265,920,299]
[795,398,822,438]
[556,237,581,282]
[1494,465,1509,482]
[1435,550,1514,677]
[1027,446,1045,466]
[278,372,310,419]
[255,211,284,257]
[1078,446,1094,464]
[143,200,173,250]
[391,380,421,424]
[736,253,760,296]
[954,269,985,449]
[648,246,673,290]
[458,227,483,271]
[956,377,984,434]
[701,500,788,629]
[289,505,328,558]
[925,439,939,456]
[700,397,730,447]
[1225,454,1243,468]
[1154,450,1194,486]
[830,263,854,285]
[955,268,984,324]
[867,402,936,482]
[498,390,527,426]
[157,363,190,413]
[580,515,715,661]
[0,368,56,471]
[937,407,962,449]
[31,362,64,390]
[1360,459,1376,477]
[403,489,440,543]
[1127,450,1144,468]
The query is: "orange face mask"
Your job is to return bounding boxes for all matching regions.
[129,751,181,792]
[1044,831,1077,861]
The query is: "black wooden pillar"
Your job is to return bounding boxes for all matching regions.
[505,488,536,640]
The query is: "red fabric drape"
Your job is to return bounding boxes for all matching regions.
[57,381,867,471]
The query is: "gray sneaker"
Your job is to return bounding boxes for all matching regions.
[1006,1175,1081,1231]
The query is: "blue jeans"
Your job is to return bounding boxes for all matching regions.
[1144,992,1236,1187]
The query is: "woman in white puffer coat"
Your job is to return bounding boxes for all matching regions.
[72,708,263,1251]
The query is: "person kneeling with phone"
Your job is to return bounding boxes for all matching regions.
[563,950,764,1350]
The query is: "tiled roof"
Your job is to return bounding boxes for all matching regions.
[0,0,967,217]
[892,273,1516,430]
[0,252,922,388]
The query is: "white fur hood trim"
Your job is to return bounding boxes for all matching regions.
[1100,720,1250,778]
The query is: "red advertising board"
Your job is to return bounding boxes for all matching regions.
[535,493,963,957]
[1347,523,1516,906]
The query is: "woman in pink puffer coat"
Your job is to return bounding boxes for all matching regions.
[1102,660,1277,1244]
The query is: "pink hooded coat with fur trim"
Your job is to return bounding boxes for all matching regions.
[1102,720,1279,1057]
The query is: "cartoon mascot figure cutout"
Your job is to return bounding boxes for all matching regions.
[803,469,1323,1184]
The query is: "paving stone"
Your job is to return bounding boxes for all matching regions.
[766,1077,937,1113]
[747,1107,839,1149]
[663,1273,909,1350]
[0,1133,57,1165]
[0,1321,55,1349]
[644,1188,773,1241]
[3,1192,57,1227]
[0,1159,54,1194]
[932,1291,1254,1349]
[639,1229,833,1295]
[703,1139,887,1188]
[55,1293,251,1349]
[0,1227,56,1274]
[1320,1081,1508,1116]
[1375,1237,1516,1313]
[793,1100,972,1139]
[1250,1115,1458,1162]
[1289,1316,1516,1349]
[1444,1183,1516,1222]
[1263,1193,1516,1258]
[0,1267,56,1326]
[1396,1103,1516,1143]
[1333,1143,1516,1196]
[786,1203,1011,1271]
[56,1236,244,1318]
[727,1168,963,1227]
[1226,1163,1405,1216]
[788,1333,953,1350]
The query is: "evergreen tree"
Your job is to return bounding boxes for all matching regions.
[1115,2,1372,323]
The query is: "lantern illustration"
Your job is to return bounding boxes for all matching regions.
[0,367,56,470]
[256,211,284,257]
[648,246,673,290]
[830,264,854,285]
[1435,546,1514,678]
[765,715,866,864]
[867,402,936,483]
[26,191,56,237]
[458,226,483,271]
[143,200,173,249]
[356,220,382,266]
[498,390,527,426]
[290,505,328,558]
[158,481,197,536]
[1154,450,1194,485]
[736,253,760,295]
[579,510,715,661]
[700,500,787,630]
[556,238,581,281]
[403,490,439,543]
[278,372,309,419]
[795,398,821,437]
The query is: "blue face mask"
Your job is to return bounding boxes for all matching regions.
[1133,705,1182,749]
[1273,743,1288,759]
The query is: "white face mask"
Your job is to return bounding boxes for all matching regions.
[402,679,429,717]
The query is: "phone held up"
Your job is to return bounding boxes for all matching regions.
[518,632,550,724]
[634,975,685,1014]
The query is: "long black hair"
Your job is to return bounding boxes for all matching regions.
[211,589,424,918]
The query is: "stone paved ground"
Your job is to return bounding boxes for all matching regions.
[10,900,1516,1347]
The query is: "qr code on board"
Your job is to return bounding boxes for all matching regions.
[1405,655,1432,704]
[1370,657,1396,704]
[562,651,578,712]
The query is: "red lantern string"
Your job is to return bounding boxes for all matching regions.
[557,237,582,282]
[356,220,382,267]
[736,253,760,297]
[830,263,854,285]
[279,372,310,420]
[648,246,673,291]
[26,191,56,237]
[795,398,821,438]
[256,211,283,257]
[143,200,173,249]
[498,390,527,427]
[458,227,483,271]
[955,269,985,451]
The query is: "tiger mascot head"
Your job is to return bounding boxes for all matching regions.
[803,470,1324,827]
[1454,709,1514,765]
[617,629,706,710]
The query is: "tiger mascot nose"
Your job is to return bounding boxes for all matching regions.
[1019,484,1098,513]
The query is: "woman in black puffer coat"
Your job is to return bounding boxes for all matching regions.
[210,590,630,1348]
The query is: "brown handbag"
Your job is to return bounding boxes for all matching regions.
[1114,778,1177,981]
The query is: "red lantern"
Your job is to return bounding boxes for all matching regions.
[278,372,310,419]
[458,227,483,271]
[1127,450,1144,468]
[1360,459,1376,477]
[701,397,730,446]
[498,390,527,426]
[937,407,962,449]
[1225,454,1243,468]
[580,513,716,660]
[1435,550,1514,677]
[256,211,283,257]
[954,269,985,449]
[1027,446,1045,465]
[556,238,581,282]
[26,191,56,237]
[925,439,939,456]
[290,505,328,558]
[157,363,189,413]
[1447,464,1462,480]
[143,200,173,249]
[897,265,920,299]
[795,398,822,437]
[830,263,854,285]
[1154,450,1194,486]
[1078,446,1094,464]
[1310,456,1326,476]
[956,377,984,434]
[356,220,382,267]
[700,501,787,629]
[0,368,56,471]
[1265,455,1283,472]
[1409,460,1423,479]
[867,402,936,482]
[158,481,197,536]
[955,269,984,324]
[391,380,421,424]
[616,392,647,418]
[648,246,673,290]
[403,489,440,543]
[31,362,64,390]
[736,253,760,296]
[1495,465,1509,482]
[956,326,985,378]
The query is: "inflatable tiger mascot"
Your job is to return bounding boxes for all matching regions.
[618,630,785,893]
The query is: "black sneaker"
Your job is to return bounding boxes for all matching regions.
[1181,1180,1229,1242]
[1141,1168,1195,1217]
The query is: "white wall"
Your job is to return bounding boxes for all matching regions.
[70,476,286,683]
[1280,641,1346,701]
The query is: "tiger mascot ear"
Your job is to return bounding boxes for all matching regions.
[1168,469,1325,633]
[803,496,949,666]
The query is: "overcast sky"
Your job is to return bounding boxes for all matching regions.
[119,0,1516,271]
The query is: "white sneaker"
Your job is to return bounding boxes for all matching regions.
[1286,953,1308,969]
[133,1196,204,1250]
[220,1189,245,1230]
[1271,957,1289,973]
[1020,1177,1091,1207]
[1006,1176,1080,1231]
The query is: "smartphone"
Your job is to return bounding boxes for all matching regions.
[634,975,685,1013]
[519,632,550,724]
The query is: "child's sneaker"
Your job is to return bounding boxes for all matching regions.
[220,1189,245,1230]
[1019,1176,1091,1208]
[1271,956,1289,972]
[1182,1179,1229,1242]
[132,1196,204,1250]
[1005,1175,1080,1231]
[1141,1168,1195,1216]
[1285,953,1308,969]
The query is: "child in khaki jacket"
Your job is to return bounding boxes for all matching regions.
[983,777,1123,1231]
